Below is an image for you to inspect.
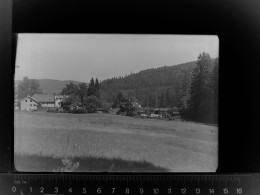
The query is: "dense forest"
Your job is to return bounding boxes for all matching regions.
[100,53,218,123]
[100,61,194,108]
[100,59,215,107]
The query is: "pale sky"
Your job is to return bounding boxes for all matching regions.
[15,34,219,83]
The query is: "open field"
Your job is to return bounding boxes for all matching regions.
[14,111,218,172]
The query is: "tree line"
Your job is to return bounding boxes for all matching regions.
[100,61,197,108]
[99,53,218,123]
[60,78,111,113]
[15,52,218,123]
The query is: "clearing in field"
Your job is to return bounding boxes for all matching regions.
[14,111,218,172]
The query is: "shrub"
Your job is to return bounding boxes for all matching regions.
[47,108,58,113]
[126,110,138,117]
[83,95,102,113]
[71,107,86,114]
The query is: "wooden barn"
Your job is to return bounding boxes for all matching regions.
[154,107,180,118]
[31,94,55,108]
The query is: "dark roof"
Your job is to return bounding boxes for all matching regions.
[20,95,40,103]
[155,108,172,111]
[55,95,68,99]
[31,94,55,103]
[155,107,180,112]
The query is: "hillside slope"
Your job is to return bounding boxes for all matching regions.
[100,60,216,108]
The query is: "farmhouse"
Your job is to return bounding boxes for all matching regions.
[20,95,39,111]
[31,94,55,108]
[154,107,180,118]
[18,94,69,111]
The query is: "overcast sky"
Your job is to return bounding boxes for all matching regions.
[15,34,219,83]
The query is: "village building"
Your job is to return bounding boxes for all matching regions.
[154,107,180,118]
[31,94,55,108]
[132,102,141,108]
[54,95,68,108]
[19,94,72,111]
[20,95,39,111]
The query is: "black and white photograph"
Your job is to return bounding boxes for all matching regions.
[14,34,219,172]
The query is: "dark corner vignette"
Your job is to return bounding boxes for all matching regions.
[0,0,12,173]
[9,0,260,174]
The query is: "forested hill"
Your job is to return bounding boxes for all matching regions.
[100,60,215,108]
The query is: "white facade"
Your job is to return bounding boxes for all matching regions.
[55,96,63,108]
[20,96,39,111]
[54,95,68,108]
[20,94,68,110]
[41,102,55,108]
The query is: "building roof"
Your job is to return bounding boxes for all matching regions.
[155,107,180,112]
[55,95,68,99]
[31,94,55,103]
[20,95,39,104]
[155,108,172,111]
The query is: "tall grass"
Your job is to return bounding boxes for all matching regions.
[14,111,218,172]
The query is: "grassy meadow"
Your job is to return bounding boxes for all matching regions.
[14,111,218,172]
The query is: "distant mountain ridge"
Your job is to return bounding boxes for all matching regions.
[15,79,85,94]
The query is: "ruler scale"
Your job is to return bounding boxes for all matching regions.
[0,174,254,195]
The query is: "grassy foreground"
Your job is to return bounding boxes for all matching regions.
[14,111,218,172]
[15,154,169,172]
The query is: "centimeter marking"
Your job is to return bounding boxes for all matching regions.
[12,174,245,183]
[0,174,254,195]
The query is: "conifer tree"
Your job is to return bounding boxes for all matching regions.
[94,78,100,97]
[95,78,100,91]
[87,78,95,96]
[187,52,211,121]
[211,58,219,123]
[78,83,88,103]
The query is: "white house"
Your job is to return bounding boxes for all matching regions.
[19,94,70,111]
[20,95,39,111]
[54,95,68,108]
